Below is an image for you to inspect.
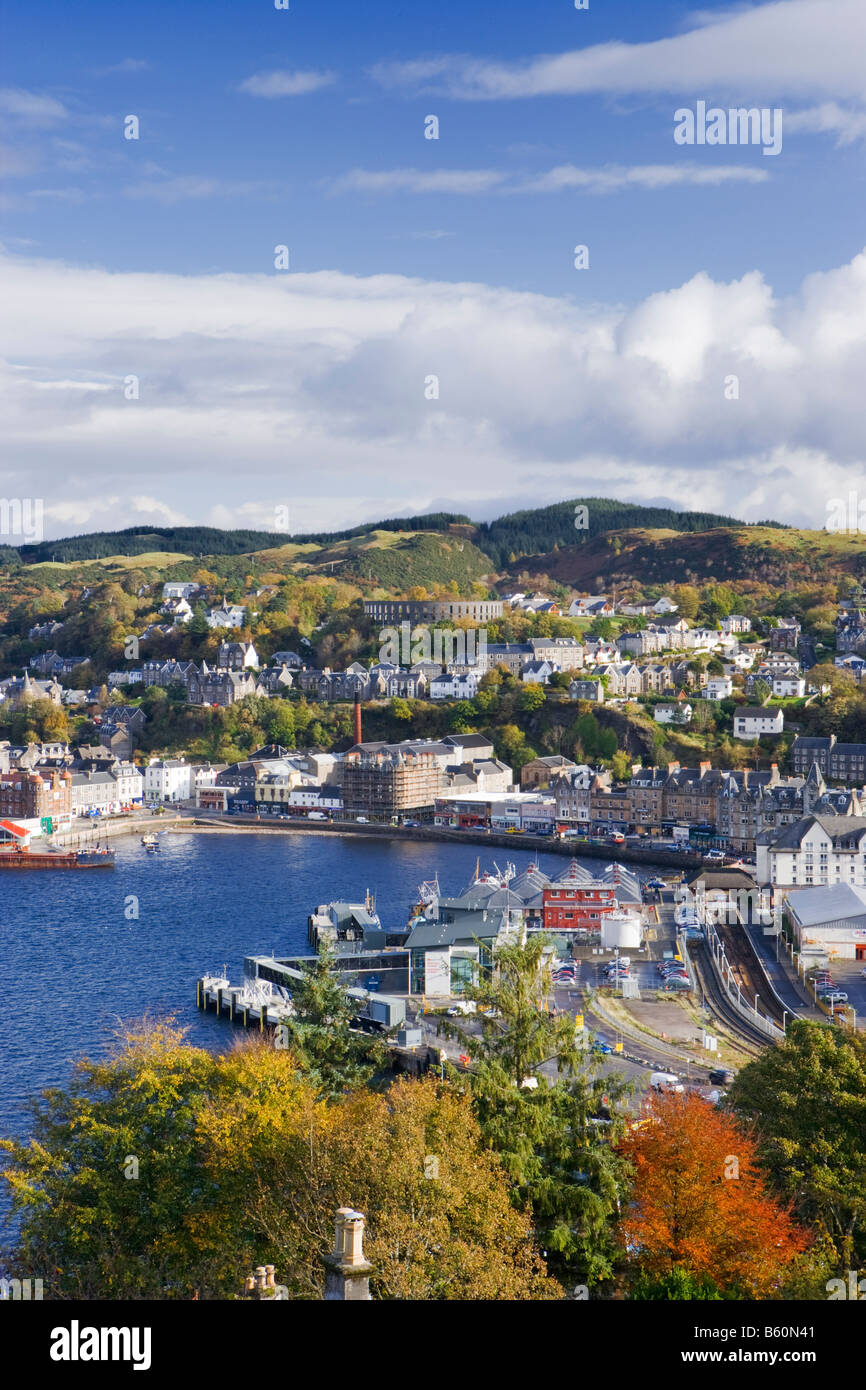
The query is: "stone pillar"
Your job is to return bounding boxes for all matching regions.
[323,1208,373,1301]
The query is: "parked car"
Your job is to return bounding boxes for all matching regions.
[709,1068,735,1085]
[822,992,848,1004]
[647,878,666,889]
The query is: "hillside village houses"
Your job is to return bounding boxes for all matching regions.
[15,594,809,717]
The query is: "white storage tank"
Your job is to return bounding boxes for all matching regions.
[600,912,642,950]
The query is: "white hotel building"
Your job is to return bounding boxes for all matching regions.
[757,814,866,892]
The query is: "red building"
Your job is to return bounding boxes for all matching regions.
[541,860,622,930]
[543,883,617,930]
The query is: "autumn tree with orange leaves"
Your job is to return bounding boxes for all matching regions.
[619,1091,810,1299]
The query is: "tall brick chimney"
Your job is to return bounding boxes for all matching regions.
[353,692,362,746]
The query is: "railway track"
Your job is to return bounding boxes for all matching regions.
[688,941,776,1051]
[711,916,786,1027]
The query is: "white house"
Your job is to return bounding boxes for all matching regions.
[521,660,555,684]
[720,615,752,635]
[160,597,194,624]
[684,627,724,651]
[108,670,144,688]
[112,762,144,806]
[733,707,785,740]
[430,671,481,701]
[702,677,734,701]
[206,604,246,630]
[727,649,757,671]
[569,595,613,618]
[772,676,806,698]
[144,758,196,803]
[654,703,693,725]
[162,582,200,601]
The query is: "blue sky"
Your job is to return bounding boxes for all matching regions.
[1,0,865,539]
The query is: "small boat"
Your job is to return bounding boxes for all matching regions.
[141,832,159,850]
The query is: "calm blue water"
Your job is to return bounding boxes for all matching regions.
[0,830,659,1241]
[0,831,634,1143]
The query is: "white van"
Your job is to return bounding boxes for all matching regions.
[447,1000,477,1017]
[650,1072,684,1093]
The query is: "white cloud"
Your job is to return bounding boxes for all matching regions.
[0,87,68,125]
[124,175,276,203]
[1,247,864,536]
[785,102,866,144]
[515,163,769,193]
[333,163,769,196]
[238,69,336,98]
[332,167,509,195]
[371,0,866,103]
[91,58,150,77]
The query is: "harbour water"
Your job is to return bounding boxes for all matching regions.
[0,830,658,1213]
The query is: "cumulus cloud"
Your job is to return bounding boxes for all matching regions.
[371,0,866,103]
[0,247,864,537]
[238,69,336,98]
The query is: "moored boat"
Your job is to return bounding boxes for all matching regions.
[0,846,116,870]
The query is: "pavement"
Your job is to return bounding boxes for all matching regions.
[743,920,825,1024]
